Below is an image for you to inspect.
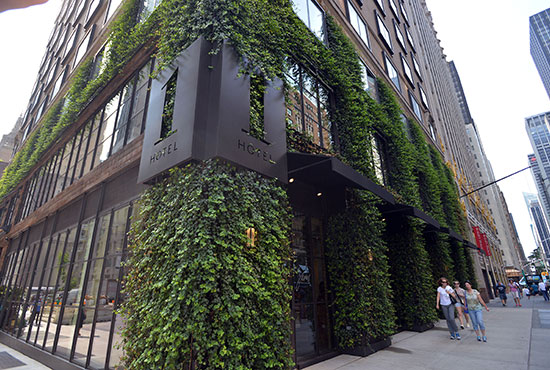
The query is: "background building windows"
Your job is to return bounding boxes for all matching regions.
[377,14,392,51]
[394,20,405,51]
[371,134,388,185]
[348,1,370,48]
[412,55,422,79]
[419,85,428,109]
[384,54,400,91]
[360,60,378,100]
[292,0,325,41]
[389,0,399,19]
[406,27,415,51]
[409,91,422,121]
[401,54,413,85]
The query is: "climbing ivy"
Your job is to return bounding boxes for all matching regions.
[1,0,480,364]
[326,190,396,347]
[122,160,293,369]
[0,0,145,199]
[409,121,454,282]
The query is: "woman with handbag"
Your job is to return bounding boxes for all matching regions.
[464,281,490,342]
[436,277,460,340]
[453,281,470,329]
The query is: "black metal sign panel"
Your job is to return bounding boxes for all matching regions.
[138,37,287,184]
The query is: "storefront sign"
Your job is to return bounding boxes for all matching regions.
[472,226,483,253]
[138,37,287,184]
[481,233,491,256]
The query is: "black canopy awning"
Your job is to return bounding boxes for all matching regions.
[464,240,478,250]
[287,152,396,204]
[380,204,441,229]
[440,227,463,242]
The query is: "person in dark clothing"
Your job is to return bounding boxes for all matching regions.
[495,281,507,306]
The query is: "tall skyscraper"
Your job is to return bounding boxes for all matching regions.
[530,8,550,100]
[526,113,550,224]
[524,192,550,261]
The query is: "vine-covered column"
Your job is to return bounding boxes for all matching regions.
[409,121,454,282]
[326,190,395,351]
[121,160,293,369]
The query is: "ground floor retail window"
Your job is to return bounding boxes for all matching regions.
[0,199,133,369]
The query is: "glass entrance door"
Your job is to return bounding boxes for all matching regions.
[291,214,332,364]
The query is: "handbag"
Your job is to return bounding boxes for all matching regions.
[449,293,457,305]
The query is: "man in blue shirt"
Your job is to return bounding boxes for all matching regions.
[495,282,507,306]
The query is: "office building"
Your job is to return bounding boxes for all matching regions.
[526,113,550,224]
[530,8,550,100]
[0,1,504,368]
[524,192,550,261]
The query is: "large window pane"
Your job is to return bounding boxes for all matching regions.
[111,82,134,155]
[284,65,332,150]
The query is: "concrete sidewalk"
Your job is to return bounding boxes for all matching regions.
[305,295,550,370]
[0,342,51,369]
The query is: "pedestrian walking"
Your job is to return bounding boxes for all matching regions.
[508,279,521,307]
[436,277,460,340]
[495,281,507,306]
[464,281,490,342]
[453,281,470,328]
[524,286,531,300]
[539,280,549,301]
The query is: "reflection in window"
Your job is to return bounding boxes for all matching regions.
[394,20,405,50]
[371,134,388,185]
[419,84,428,109]
[360,60,378,101]
[412,56,421,79]
[389,0,399,18]
[141,0,162,21]
[384,54,400,91]
[409,91,422,121]
[347,1,369,48]
[401,54,413,84]
[292,0,325,41]
[400,1,409,24]
[106,0,123,23]
[74,31,92,70]
[377,14,392,51]
[285,64,332,150]
[406,27,415,50]
[86,0,101,22]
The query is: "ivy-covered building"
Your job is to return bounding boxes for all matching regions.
[0,0,507,369]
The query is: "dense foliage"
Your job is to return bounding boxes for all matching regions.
[326,190,396,346]
[409,121,454,282]
[122,161,293,369]
[0,0,481,364]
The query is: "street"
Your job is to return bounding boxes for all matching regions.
[305,294,550,370]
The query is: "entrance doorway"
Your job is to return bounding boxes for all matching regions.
[291,214,333,366]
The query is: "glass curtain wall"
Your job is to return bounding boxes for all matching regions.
[0,196,133,370]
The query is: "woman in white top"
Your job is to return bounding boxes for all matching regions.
[436,277,460,340]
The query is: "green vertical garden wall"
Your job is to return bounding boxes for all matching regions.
[0,0,479,367]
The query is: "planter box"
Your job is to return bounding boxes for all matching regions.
[341,337,391,357]
[411,322,434,332]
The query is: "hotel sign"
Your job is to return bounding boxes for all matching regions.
[138,37,287,184]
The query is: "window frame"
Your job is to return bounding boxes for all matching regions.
[384,53,400,91]
[393,19,406,52]
[376,12,393,53]
[401,53,413,86]
[409,90,422,122]
[347,0,370,49]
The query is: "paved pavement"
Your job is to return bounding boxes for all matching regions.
[305,294,550,370]
[0,342,51,369]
